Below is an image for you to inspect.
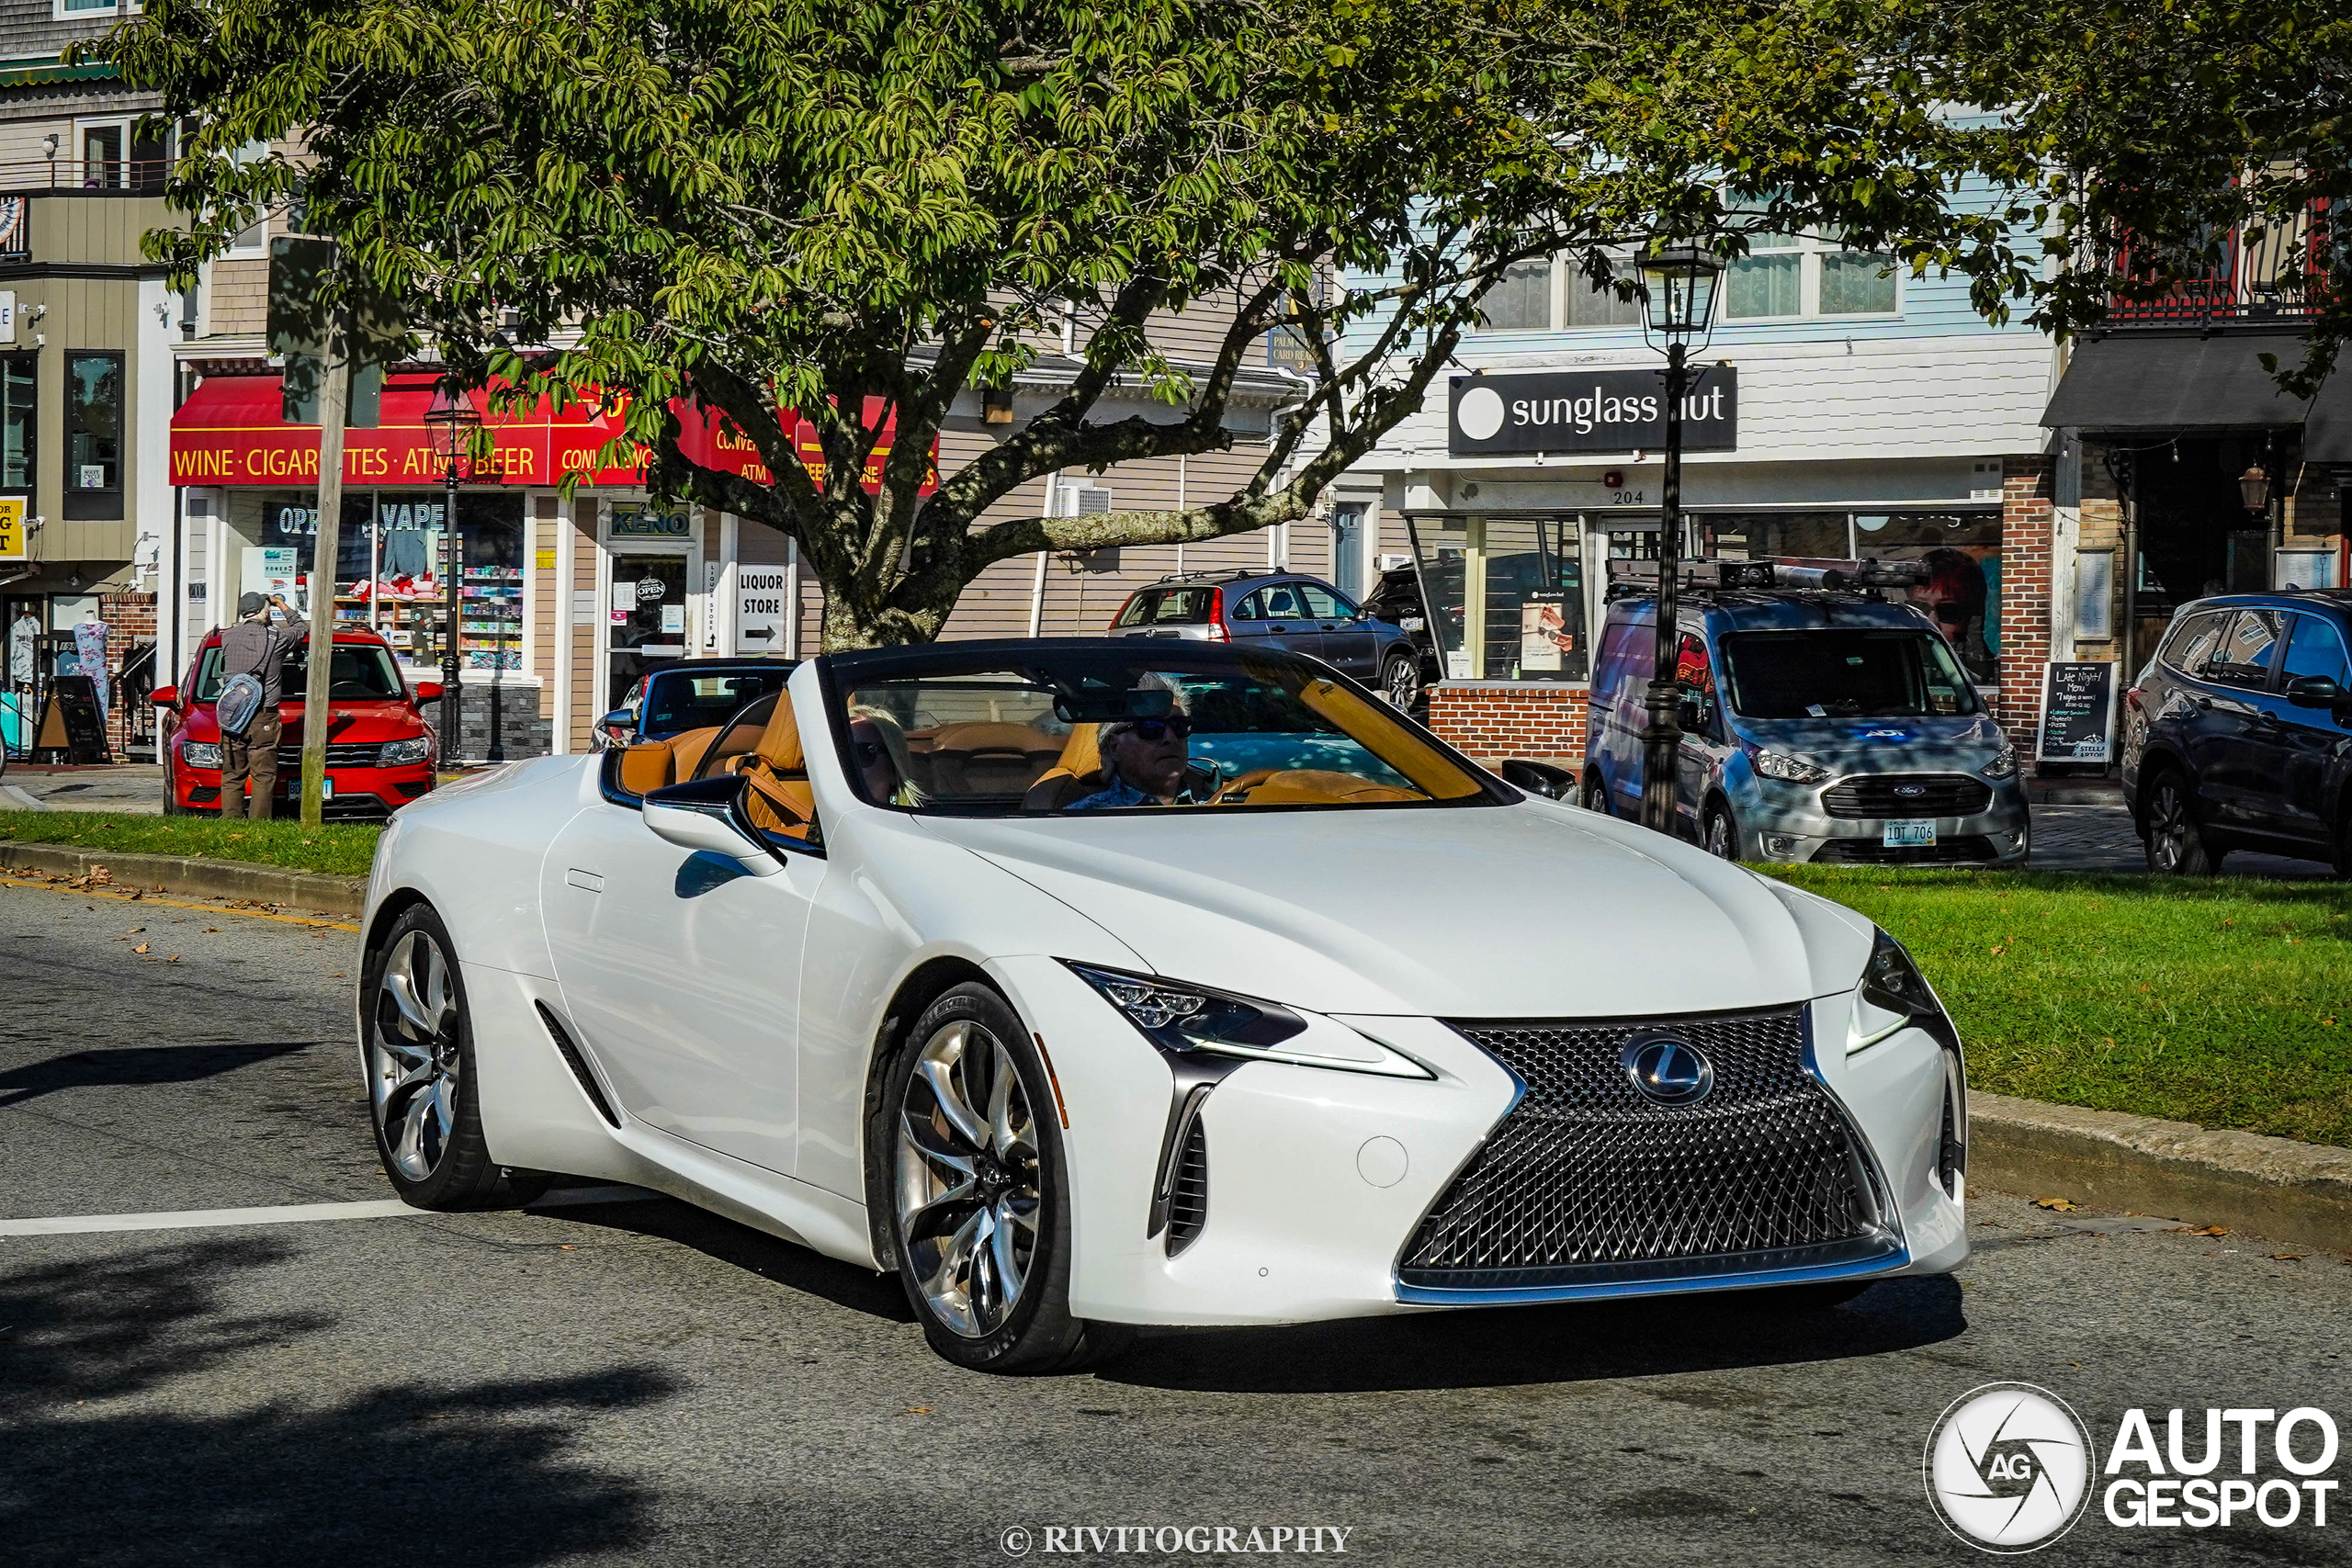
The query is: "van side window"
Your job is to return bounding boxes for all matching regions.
[2204,609,2284,690]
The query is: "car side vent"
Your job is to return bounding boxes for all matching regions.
[535,1001,621,1128]
[1165,1120,1208,1256]
[1939,1063,1965,1200]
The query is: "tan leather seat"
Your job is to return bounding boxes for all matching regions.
[738,694,815,839]
[616,725,725,795]
[924,720,1066,795]
[1018,724,1104,811]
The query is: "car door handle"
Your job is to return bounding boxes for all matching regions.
[565,868,604,893]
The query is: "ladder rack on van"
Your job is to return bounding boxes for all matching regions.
[1605,557,1928,602]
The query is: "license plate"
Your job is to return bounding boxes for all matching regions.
[1883,819,1935,848]
[321,777,334,799]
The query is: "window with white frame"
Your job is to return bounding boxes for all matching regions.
[1472,258,1553,333]
[53,0,137,19]
[1724,231,1900,321]
[1563,255,1644,329]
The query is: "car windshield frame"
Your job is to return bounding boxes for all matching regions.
[1715,627,1981,720]
[190,638,410,703]
[816,641,1511,818]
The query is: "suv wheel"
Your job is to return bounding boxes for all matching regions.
[1703,802,1740,860]
[2145,771,2220,874]
[1381,651,1422,709]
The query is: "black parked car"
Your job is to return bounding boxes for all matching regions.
[1359,564,1450,702]
[2123,592,2352,873]
[1107,570,1425,707]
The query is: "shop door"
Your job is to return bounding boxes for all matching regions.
[608,554,692,714]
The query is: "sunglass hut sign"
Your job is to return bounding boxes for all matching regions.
[1448,367,1737,457]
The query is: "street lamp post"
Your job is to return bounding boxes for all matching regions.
[1635,245,1724,838]
[423,380,479,766]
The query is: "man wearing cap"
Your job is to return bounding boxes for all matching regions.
[217,591,291,819]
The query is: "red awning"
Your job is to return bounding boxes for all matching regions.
[170,374,928,492]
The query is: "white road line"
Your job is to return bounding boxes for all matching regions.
[1,784,50,812]
[0,1198,420,1235]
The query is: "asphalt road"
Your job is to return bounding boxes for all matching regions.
[0,880,2345,1567]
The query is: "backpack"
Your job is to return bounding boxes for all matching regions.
[216,672,266,736]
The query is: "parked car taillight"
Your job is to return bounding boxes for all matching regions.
[1203,587,1229,642]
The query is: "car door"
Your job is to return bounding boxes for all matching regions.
[2188,609,2285,828]
[1299,582,1378,679]
[2245,611,2352,845]
[538,726,825,1177]
[1250,581,1328,662]
[1672,631,1731,839]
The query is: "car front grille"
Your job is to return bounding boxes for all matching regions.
[1811,835,1999,865]
[275,742,389,769]
[1166,1121,1208,1256]
[1397,1007,1895,1292]
[1821,773,1994,818]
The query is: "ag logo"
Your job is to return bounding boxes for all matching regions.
[1924,1382,2097,1553]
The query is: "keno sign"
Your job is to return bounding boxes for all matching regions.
[1448,367,1737,457]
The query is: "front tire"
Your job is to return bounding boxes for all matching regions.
[362,902,549,1211]
[1580,771,1611,815]
[882,983,1128,1373]
[1703,801,1741,861]
[1381,651,1422,710]
[2144,770,2220,874]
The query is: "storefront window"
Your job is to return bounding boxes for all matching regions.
[0,355,32,490]
[1853,511,2002,682]
[1704,512,1849,561]
[1405,513,1587,681]
[66,353,122,516]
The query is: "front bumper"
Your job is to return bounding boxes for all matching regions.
[175,762,435,818]
[988,957,1966,1326]
[1734,774,2030,865]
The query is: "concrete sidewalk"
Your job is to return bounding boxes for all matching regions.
[2,762,166,816]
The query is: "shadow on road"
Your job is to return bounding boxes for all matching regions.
[0,1233,675,1567]
[553,1194,917,1323]
[0,1041,318,1109]
[1102,1275,1966,1394]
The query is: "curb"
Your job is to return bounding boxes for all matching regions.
[1970,1090,2352,1256]
[0,841,367,918]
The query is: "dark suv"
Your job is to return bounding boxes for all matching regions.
[2123,591,2352,874]
[1107,570,1424,706]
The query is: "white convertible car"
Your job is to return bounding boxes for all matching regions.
[361,638,1968,1371]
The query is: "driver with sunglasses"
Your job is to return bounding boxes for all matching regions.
[1065,709,1203,811]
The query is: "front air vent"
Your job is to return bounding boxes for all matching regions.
[535,1001,621,1127]
[1165,1121,1208,1256]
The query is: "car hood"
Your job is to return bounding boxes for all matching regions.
[916,803,1825,1018]
[1733,713,2007,773]
[175,700,424,745]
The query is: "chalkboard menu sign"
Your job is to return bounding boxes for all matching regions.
[33,676,112,765]
[2036,661,2117,762]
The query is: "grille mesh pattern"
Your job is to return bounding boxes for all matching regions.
[1166,1121,1208,1255]
[1822,773,1994,818]
[1400,1009,1878,1286]
[275,742,391,769]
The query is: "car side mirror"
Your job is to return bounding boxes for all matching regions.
[1499,758,1574,799]
[412,681,444,704]
[1677,695,1710,733]
[641,776,782,875]
[599,707,634,732]
[148,684,178,707]
[2285,674,2345,709]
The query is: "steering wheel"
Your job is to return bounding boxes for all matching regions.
[1208,767,1282,804]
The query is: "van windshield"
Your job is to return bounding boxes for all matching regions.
[1717,629,1979,719]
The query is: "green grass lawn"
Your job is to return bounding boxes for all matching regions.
[1766,867,2352,1149]
[0,809,381,878]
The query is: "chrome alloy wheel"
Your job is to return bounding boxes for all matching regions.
[1705,809,1736,860]
[2147,778,2192,872]
[896,1020,1041,1338]
[368,928,462,1181]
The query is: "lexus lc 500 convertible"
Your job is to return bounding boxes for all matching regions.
[360,638,1968,1371]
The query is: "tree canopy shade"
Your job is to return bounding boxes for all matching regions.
[105,0,2350,647]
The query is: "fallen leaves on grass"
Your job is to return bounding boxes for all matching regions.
[2032,1197,2083,1212]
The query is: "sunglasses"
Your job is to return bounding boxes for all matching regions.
[1121,716,1192,742]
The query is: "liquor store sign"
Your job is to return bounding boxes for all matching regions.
[1448,367,1737,457]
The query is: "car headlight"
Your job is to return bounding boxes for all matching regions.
[1066,963,1431,1077]
[1752,748,1832,784]
[1982,740,2018,780]
[1848,928,1955,1054]
[180,741,222,768]
[379,737,433,767]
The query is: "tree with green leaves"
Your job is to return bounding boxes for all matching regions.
[103,0,2346,648]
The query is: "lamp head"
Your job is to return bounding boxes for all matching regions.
[1639,245,1725,344]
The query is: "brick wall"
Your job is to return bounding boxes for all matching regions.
[1993,457,2054,748]
[97,592,159,757]
[1427,682,1588,762]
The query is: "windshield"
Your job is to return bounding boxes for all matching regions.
[834,648,1492,815]
[645,668,793,734]
[192,641,407,702]
[1717,629,1979,719]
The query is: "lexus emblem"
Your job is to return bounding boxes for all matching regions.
[1622,1035,1715,1105]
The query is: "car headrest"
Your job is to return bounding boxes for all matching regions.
[1054,723,1101,779]
[753,691,805,773]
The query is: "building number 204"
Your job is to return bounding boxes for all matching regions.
[1610,490,1646,506]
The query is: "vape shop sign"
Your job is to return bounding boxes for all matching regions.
[1448,367,1737,457]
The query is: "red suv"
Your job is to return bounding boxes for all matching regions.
[153,626,441,818]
